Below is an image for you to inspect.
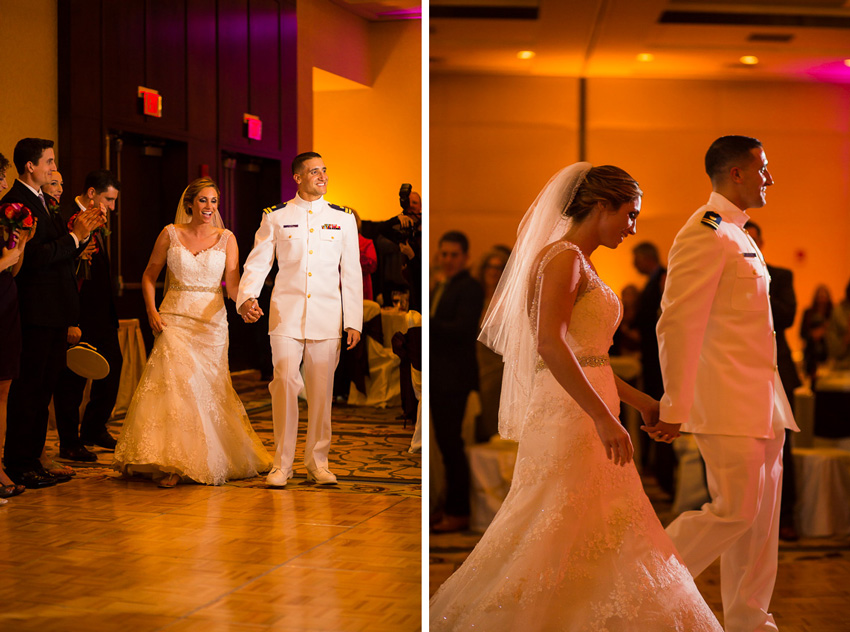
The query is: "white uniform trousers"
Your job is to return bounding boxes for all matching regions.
[666,431,785,632]
[269,336,341,472]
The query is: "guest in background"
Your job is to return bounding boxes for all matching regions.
[41,169,63,201]
[610,284,640,357]
[332,208,377,402]
[430,231,484,532]
[35,166,79,478]
[4,138,104,490]
[826,279,850,370]
[631,240,675,494]
[0,152,32,500]
[474,247,510,443]
[361,188,421,310]
[800,284,833,381]
[352,209,377,301]
[745,219,801,542]
[54,170,123,461]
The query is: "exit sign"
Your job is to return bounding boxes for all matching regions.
[138,87,162,118]
[243,113,262,141]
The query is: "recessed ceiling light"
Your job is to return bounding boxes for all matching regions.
[517,50,535,60]
[740,55,759,65]
[636,53,654,62]
[844,59,850,67]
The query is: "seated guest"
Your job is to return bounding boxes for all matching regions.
[53,170,123,460]
[801,284,833,381]
[826,279,850,370]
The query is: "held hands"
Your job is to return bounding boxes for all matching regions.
[239,298,264,324]
[593,414,634,466]
[641,418,682,443]
[345,328,360,350]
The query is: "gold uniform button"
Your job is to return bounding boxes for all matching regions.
[309,250,313,254]
[308,272,312,277]
[309,210,313,214]
[310,228,314,233]
[307,294,311,298]
[288,235,292,239]
[331,236,335,240]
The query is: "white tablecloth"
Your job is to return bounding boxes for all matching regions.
[794,447,850,538]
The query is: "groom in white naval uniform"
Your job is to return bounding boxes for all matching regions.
[647,136,798,632]
[237,151,362,486]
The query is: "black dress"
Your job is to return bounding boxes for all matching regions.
[0,269,22,380]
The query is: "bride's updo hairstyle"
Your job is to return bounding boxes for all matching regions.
[181,177,221,216]
[563,165,642,224]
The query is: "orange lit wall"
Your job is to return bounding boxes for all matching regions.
[0,0,58,196]
[299,1,421,221]
[430,73,850,353]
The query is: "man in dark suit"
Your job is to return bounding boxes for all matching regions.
[430,231,484,532]
[632,241,677,495]
[54,170,122,460]
[3,138,104,488]
[745,220,802,541]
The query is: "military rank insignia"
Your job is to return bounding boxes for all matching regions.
[700,211,721,230]
[322,224,341,230]
[328,202,353,214]
[263,202,287,214]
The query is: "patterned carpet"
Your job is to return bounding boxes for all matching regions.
[45,370,421,498]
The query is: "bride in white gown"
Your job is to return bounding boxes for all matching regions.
[113,178,273,487]
[430,164,723,631]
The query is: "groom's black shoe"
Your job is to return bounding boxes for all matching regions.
[9,470,57,489]
[81,432,117,451]
[59,445,98,462]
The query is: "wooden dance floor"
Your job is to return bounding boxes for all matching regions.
[430,475,850,631]
[0,373,421,632]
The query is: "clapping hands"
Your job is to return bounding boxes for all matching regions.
[71,202,107,242]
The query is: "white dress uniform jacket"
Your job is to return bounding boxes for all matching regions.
[657,192,798,438]
[237,193,363,339]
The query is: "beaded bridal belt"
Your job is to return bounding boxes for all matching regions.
[169,282,222,294]
[536,354,610,373]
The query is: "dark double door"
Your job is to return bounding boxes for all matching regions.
[106,134,282,371]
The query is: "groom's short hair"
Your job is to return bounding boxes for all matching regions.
[705,135,762,183]
[292,152,323,175]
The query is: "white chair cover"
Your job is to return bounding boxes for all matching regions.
[348,300,401,408]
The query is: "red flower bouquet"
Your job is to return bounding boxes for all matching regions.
[0,203,34,248]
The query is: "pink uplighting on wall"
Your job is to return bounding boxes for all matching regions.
[805,60,850,84]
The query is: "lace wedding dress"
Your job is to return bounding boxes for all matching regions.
[430,242,722,631]
[114,225,273,485]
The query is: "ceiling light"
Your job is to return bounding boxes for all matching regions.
[517,50,535,60]
[844,59,850,67]
[636,53,654,62]
[740,55,759,65]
